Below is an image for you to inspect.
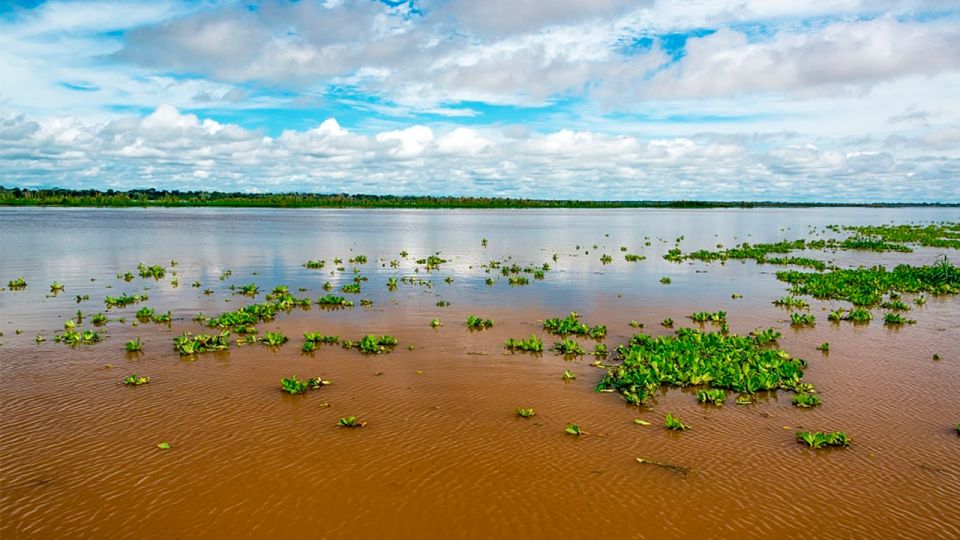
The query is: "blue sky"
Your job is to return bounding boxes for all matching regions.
[1,0,959,201]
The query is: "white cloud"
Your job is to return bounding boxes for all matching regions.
[1,106,957,202]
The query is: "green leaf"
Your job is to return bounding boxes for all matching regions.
[157,442,171,449]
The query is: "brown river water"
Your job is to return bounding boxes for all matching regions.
[1,207,959,539]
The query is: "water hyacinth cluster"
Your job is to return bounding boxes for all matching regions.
[596,328,812,405]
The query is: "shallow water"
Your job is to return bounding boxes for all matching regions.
[1,207,959,539]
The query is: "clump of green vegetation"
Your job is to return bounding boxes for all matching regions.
[508,276,530,286]
[818,342,830,352]
[55,329,102,345]
[777,256,959,306]
[436,300,451,307]
[624,254,645,262]
[689,310,726,323]
[880,299,911,311]
[281,375,310,395]
[828,307,873,323]
[49,281,64,293]
[837,223,960,249]
[302,333,340,352]
[660,276,672,285]
[125,338,143,352]
[562,369,576,381]
[173,331,230,355]
[135,307,155,320]
[773,296,809,309]
[341,283,361,294]
[596,328,811,405]
[790,313,816,327]
[91,313,108,326]
[137,263,166,279]
[543,312,606,339]
[565,424,583,436]
[7,277,27,289]
[351,335,398,354]
[600,254,613,264]
[304,259,325,269]
[416,253,448,270]
[697,388,725,406]
[883,312,915,325]
[661,318,674,327]
[516,408,535,418]
[317,294,354,307]
[505,335,544,352]
[664,413,690,431]
[338,416,366,428]
[466,315,494,330]
[796,431,850,448]
[105,293,148,308]
[593,343,608,356]
[430,318,443,328]
[122,374,150,386]
[792,392,822,408]
[553,339,585,356]
[262,331,288,346]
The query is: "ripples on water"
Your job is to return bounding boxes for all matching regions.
[1,207,959,538]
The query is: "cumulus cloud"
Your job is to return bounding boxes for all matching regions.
[2,106,956,201]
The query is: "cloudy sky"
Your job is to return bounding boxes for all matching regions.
[1,0,959,201]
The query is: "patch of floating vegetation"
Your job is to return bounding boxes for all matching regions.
[55,329,102,345]
[302,333,340,352]
[137,263,166,279]
[504,335,543,353]
[552,338,585,356]
[830,222,960,250]
[7,277,27,289]
[342,335,398,354]
[173,331,230,356]
[125,338,143,352]
[796,431,850,448]
[664,413,690,431]
[596,328,815,406]
[416,253,447,271]
[203,293,311,330]
[515,407,535,418]
[790,313,816,327]
[105,293,148,308]
[466,315,494,330]
[121,373,150,386]
[338,416,366,428]
[688,310,726,323]
[543,312,606,339]
[281,375,330,395]
[776,256,959,306]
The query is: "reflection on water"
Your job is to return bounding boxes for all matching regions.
[1,207,959,538]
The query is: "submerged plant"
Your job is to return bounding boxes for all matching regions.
[796,431,850,448]
[664,413,689,431]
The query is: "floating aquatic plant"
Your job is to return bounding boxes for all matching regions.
[660,276,672,285]
[125,338,143,352]
[55,329,102,345]
[773,296,809,309]
[696,388,725,406]
[281,375,310,395]
[883,312,915,325]
[317,294,354,307]
[104,293,148,308]
[689,311,726,323]
[466,315,494,330]
[661,318,674,327]
[553,339,585,356]
[664,413,689,431]
[49,281,64,293]
[790,313,816,327]
[7,277,27,289]
[792,392,822,408]
[796,431,850,448]
[338,416,366,428]
[515,408,535,418]
[137,263,166,279]
[562,369,576,381]
[543,312,606,339]
[121,373,150,386]
[565,424,583,436]
[351,335,398,354]
[504,334,543,352]
[262,331,288,347]
[173,331,230,355]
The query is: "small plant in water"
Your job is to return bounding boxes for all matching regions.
[792,392,822,408]
[338,416,366,428]
[125,338,143,352]
[818,342,830,352]
[565,424,583,436]
[516,408,535,418]
[552,339,585,356]
[8,277,27,289]
[660,276,671,285]
[430,318,443,328]
[281,375,310,395]
[562,369,576,381]
[790,312,816,327]
[121,373,150,386]
[49,281,65,293]
[504,334,543,352]
[696,388,725,406]
[796,431,850,449]
[664,413,689,431]
[883,312,915,325]
[466,315,494,330]
[262,331,288,346]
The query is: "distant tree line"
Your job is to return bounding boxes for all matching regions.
[0,186,954,209]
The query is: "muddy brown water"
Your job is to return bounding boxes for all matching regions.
[1,207,959,538]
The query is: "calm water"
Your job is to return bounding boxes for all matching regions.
[1,207,959,539]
